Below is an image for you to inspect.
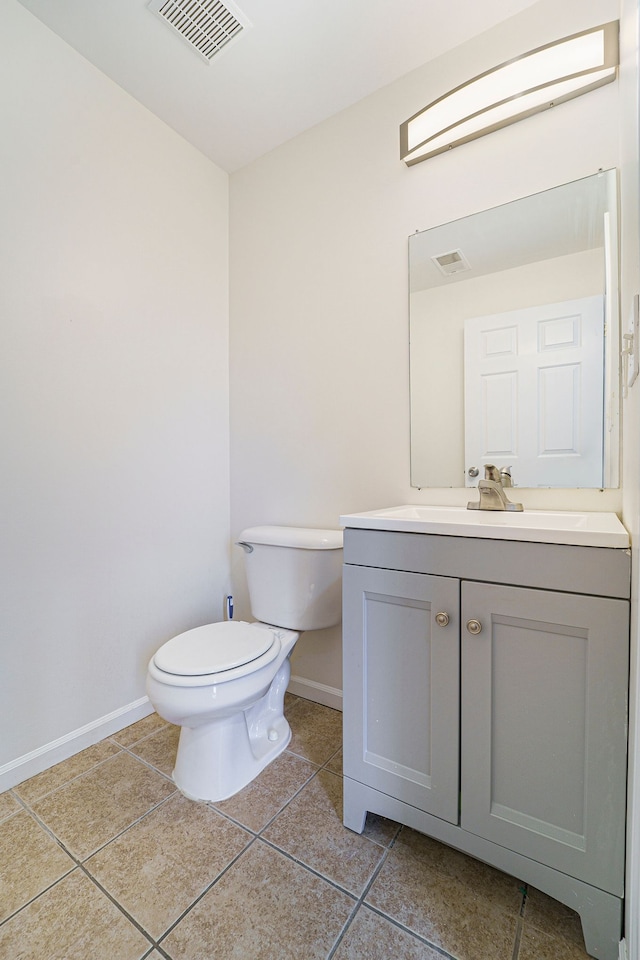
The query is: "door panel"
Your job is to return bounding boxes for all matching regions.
[343,565,460,823]
[464,295,604,487]
[461,581,628,895]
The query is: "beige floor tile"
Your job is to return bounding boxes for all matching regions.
[333,906,446,960]
[212,750,317,832]
[362,811,402,846]
[524,887,586,947]
[129,724,180,778]
[86,792,251,939]
[284,691,299,711]
[31,751,175,859]
[0,869,150,960]
[0,790,21,822]
[0,809,75,922]
[286,698,342,765]
[293,768,343,818]
[110,712,168,748]
[14,740,122,805]
[161,840,354,960]
[325,747,343,775]
[366,846,517,960]
[263,771,387,896]
[274,767,400,845]
[519,923,592,959]
[392,827,525,916]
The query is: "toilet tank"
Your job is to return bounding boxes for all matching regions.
[237,525,343,631]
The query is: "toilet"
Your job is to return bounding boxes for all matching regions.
[146,525,343,802]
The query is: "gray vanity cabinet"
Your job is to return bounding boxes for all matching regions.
[342,528,630,960]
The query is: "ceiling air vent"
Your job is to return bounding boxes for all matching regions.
[147,0,249,63]
[431,249,471,277]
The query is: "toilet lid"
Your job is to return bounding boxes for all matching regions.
[153,621,276,677]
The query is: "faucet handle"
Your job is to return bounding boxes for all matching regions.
[499,465,513,487]
[483,464,501,481]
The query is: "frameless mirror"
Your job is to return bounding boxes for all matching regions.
[409,169,620,489]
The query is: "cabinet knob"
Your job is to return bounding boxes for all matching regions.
[435,612,450,627]
[466,619,483,635]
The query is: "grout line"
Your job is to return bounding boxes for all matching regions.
[156,836,259,946]
[512,916,524,960]
[388,821,405,847]
[79,790,180,861]
[0,790,172,933]
[207,752,333,839]
[319,743,342,768]
[1,789,24,823]
[0,865,77,928]
[324,843,458,960]
[202,804,261,837]
[354,902,459,959]
[15,774,179,864]
[8,791,83,860]
[520,883,528,918]
[108,720,170,751]
[511,883,527,960]
[325,898,361,960]
[7,790,32,814]
[146,944,172,960]
[117,744,177,786]
[9,720,175,810]
[10,750,127,806]
[286,746,336,765]
[257,833,361,900]
[253,764,324,833]
[357,843,391,901]
[201,764,319,838]
[76,862,155,949]
[324,848,392,960]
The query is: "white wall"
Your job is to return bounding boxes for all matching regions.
[619,0,640,954]
[0,1,230,778]
[230,0,621,697]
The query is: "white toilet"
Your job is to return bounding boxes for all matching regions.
[146,525,343,802]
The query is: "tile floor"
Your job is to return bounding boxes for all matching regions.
[1,695,593,960]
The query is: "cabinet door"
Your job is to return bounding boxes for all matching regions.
[461,581,628,894]
[343,565,460,823]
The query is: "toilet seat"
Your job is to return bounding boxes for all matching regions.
[152,621,279,681]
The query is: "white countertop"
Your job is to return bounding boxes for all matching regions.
[339,505,629,548]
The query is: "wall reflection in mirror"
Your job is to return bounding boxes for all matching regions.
[409,169,619,489]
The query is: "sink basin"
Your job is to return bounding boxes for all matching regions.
[339,505,629,548]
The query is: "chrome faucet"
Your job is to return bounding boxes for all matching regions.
[467,464,523,512]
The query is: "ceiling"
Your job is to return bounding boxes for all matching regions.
[17,0,539,172]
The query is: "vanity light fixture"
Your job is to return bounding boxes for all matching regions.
[400,21,619,166]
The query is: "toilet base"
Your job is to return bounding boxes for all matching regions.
[172,658,293,802]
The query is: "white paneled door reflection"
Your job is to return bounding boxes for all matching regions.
[464,296,604,488]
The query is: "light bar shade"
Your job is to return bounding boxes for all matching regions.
[401,21,619,165]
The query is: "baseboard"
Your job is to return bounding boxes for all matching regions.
[288,675,343,711]
[1,681,341,793]
[619,938,628,960]
[0,697,154,792]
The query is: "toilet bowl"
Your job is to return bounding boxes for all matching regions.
[146,525,343,802]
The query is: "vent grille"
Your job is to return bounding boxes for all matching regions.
[148,0,248,62]
[431,249,471,277]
